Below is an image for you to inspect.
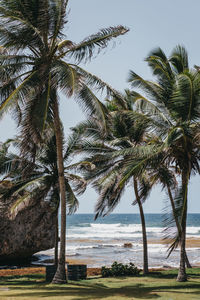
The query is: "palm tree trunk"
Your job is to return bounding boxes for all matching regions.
[52,97,67,284]
[177,171,188,282]
[167,185,191,269]
[177,210,187,281]
[54,213,59,268]
[133,178,148,275]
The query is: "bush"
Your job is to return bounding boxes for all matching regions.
[101,261,140,277]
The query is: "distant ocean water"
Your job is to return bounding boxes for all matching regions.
[36,214,200,268]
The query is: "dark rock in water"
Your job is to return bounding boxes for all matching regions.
[124,243,133,248]
[162,265,171,269]
[0,193,57,265]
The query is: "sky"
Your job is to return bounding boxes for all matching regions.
[1,0,200,214]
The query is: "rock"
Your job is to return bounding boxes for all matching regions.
[123,243,133,248]
[162,265,172,269]
[0,192,57,264]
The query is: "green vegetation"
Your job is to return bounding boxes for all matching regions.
[0,269,200,299]
[101,261,140,277]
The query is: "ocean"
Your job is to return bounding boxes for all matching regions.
[36,213,200,269]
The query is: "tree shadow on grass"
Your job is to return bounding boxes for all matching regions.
[1,281,200,299]
[0,274,45,286]
[0,283,161,299]
[145,271,178,279]
[1,273,200,299]
[145,269,200,280]
[4,284,200,300]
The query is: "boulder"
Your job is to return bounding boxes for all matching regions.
[0,193,57,264]
[123,243,133,248]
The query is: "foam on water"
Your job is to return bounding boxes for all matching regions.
[35,214,200,268]
[67,223,200,239]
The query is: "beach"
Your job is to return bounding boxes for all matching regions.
[34,213,200,269]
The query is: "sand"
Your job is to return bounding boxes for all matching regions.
[148,237,200,248]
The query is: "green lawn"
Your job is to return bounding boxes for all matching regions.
[0,268,200,299]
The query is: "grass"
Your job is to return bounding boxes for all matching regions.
[0,268,200,299]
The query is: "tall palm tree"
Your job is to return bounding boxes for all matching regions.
[138,149,192,268]
[127,45,200,281]
[105,93,151,275]
[73,92,152,274]
[0,0,128,282]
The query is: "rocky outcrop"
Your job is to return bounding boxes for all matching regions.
[0,193,57,264]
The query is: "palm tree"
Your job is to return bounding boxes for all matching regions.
[73,92,152,274]
[106,93,151,275]
[140,150,192,268]
[0,0,128,283]
[127,45,200,281]
[0,132,93,265]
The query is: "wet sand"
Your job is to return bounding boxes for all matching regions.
[148,237,200,248]
[67,237,200,248]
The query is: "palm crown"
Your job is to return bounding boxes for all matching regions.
[0,0,128,153]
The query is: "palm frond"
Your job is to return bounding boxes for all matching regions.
[73,65,125,102]
[52,60,78,96]
[66,26,129,63]
[65,180,79,214]
[170,45,189,73]
[0,71,37,118]
[76,83,109,131]
[170,72,200,122]
[94,173,125,219]
[128,71,162,102]
[145,47,174,82]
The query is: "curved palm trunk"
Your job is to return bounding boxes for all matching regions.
[52,98,67,284]
[177,171,188,282]
[167,186,191,268]
[133,178,149,275]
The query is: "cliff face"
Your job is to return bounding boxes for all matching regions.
[0,195,57,264]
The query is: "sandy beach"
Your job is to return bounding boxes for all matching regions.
[149,237,200,248]
[31,238,200,272]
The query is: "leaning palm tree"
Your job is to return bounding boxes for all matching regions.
[127,45,200,281]
[0,0,128,282]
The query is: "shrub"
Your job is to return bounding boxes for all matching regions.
[101,261,140,277]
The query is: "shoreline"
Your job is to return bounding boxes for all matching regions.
[1,237,199,271]
[65,237,200,248]
[29,236,200,269]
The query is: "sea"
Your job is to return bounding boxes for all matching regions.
[35,213,200,269]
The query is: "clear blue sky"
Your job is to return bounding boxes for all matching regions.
[1,0,200,213]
